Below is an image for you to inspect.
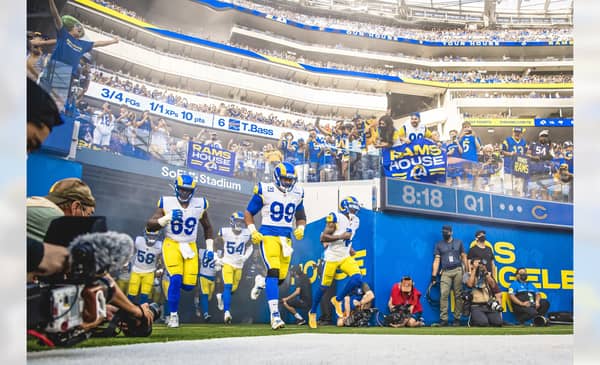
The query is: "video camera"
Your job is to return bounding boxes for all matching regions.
[27,217,159,347]
[383,304,411,326]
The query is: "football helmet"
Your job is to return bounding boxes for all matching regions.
[174,174,196,203]
[339,196,360,215]
[145,229,160,246]
[230,211,245,233]
[273,162,297,193]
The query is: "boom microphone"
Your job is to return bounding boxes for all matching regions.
[69,232,134,284]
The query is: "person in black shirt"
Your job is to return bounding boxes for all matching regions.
[467,230,496,278]
[281,265,312,325]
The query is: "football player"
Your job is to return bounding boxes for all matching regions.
[213,211,253,324]
[195,243,222,322]
[393,112,432,145]
[309,196,364,329]
[147,174,214,328]
[244,162,306,330]
[127,229,163,304]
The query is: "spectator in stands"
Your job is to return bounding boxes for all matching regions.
[264,143,283,176]
[527,130,555,199]
[501,127,528,196]
[306,129,322,182]
[444,129,463,187]
[27,32,55,79]
[205,132,222,149]
[387,276,424,327]
[295,138,308,183]
[133,110,152,148]
[375,115,395,148]
[475,144,502,192]
[458,121,481,189]
[550,163,573,202]
[149,118,170,159]
[508,267,551,325]
[43,0,118,103]
[319,136,337,182]
[363,118,380,179]
[279,132,296,164]
[92,102,115,151]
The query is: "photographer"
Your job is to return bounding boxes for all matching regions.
[387,276,424,327]
[509,268,550,325]
[336,282,375,327]
[463,259,503,327]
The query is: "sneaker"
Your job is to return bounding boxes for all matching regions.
[271,314,285,330]
[167,312,179,328]
[224,311,232,324]
[216,293,224,311]
[203,312,212,322]
[250,275,266,300]
[296,318,307,325]
[308,311,317,329]
[330,297,343,318]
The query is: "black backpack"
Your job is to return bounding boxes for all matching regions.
[547,311,573,325]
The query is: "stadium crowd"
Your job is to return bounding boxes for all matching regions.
[227,0,573,43]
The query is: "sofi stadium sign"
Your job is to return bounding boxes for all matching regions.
[85,82,308,140]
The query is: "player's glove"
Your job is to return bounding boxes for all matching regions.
[293,225,305,240]
[248,224,263,244]
[172,209,183,220]
[157,211,173,227]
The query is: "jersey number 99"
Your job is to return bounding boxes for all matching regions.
[171,217,198,235]
[269,202,295,223]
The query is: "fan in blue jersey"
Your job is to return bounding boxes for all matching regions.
[146,174,214,328]
[444,129,464,187]
[458,121,482,187]
[245,162,306,330]
[526,130,555,199]
[308,196,364,329]
[501,127,528,196]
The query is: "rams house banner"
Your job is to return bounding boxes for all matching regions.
[382,138,447,183]
[186,141,236,177]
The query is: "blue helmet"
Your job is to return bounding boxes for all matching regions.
[174,174,197,203]
[273,162,297,193]
[145,229,160,246]
[339,196,360,215]
[230,211,245,232]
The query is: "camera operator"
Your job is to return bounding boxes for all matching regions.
[467,230,497,281]
[508,268,550,325]
[336,282,375,327]
[387,276,424,327]
[463,259,503,327]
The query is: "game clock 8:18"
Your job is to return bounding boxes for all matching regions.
[401,184,444,208]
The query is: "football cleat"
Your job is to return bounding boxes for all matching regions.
[330,297,344,318]
[296,318,307,326]
[167,312,179,328]
[308,312,317,329]
[271,314,285,330]
[203,313,212,322]
[250,274,266,300]
[216,293,224,311]
[224,311,232,324]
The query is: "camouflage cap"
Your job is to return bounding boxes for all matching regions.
[46,178,95,207]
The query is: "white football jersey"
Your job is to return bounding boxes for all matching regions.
[256,182,304,230]
[324,212,352,262]
[220,227,252,269]
[348,213,360,247]
[131,236,162,273]
[160,196,208,243]
[198,248,219,277]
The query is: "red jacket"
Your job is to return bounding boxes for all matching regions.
[390,284,423,314]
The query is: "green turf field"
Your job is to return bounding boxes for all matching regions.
[27,324,573,351]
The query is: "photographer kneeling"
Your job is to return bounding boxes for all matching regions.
[386,276,424,327]
[336,282,375,327]
[463,259,503,327]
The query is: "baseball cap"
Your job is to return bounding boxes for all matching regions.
[475,230,486,237]
[411,112,421,119]
[46,178,96,207]
[539,130,549,137]
[513,127,523,133]
[442,225,452,232]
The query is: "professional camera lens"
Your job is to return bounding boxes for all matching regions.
[148,302,162,321]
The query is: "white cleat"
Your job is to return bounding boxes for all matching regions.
[167,312,179,328]
[250,274,266,300]
[271,314,285,330]
[224,311,232,324]
[216,293,224,311]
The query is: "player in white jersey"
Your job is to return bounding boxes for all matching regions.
[245,162,306,330]
[308,196,364,328]
[213,211,253,324]
[127,229,163,304]
[195,246,222,321]
[393,112,432,145]
[147,174,214,328]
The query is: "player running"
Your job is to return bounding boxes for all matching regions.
[309,196,364,329]
[244,162,306,330]
[127,229,163,304]
[213,211,253,324]
[195,242,222,322]
[147,174,214,328]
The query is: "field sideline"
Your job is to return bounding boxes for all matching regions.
[27,323,573,351]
